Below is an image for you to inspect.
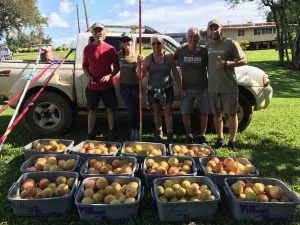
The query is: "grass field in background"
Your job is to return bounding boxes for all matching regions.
[0,49,299,225]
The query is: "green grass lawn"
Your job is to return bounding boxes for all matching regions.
[0,49,300,225]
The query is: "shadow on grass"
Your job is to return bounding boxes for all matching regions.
[248,61,300,98]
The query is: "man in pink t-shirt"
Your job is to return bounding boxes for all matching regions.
[82,22,120,140]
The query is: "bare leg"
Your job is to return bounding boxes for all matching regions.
[106,108,115,131]
[228,112,238,141]
[182,114,192,134]
[88,110,97,134]
[152,103,162,130]
[164,103,173,133]
[214,112,224,139]
[199,113,208,136]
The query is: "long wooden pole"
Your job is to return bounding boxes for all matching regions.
[138,0,143,141]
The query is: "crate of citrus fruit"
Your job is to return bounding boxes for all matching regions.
[121,141,166,163]
[224,177,300,222]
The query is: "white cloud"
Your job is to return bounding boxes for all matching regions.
[112,1,265,33]
[47,12,69,28]
[59,0,73,15]
[185,0,193,3]
[118,10,130,17]
[123,0,136,6]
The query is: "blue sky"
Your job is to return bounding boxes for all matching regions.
[38,0,268,46]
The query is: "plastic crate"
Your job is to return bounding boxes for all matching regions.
[121,141,167,163]
[199,156,259,186]
[75,176,141,220]
[20,154,80,173]
[79,156,137,179]
[7,171,79,216]
[224,177,300,222]
[168,143,216,164]
[153,176,221,221]
[23,139,74,160]
[72,140,122,162]
[143,156,197,188]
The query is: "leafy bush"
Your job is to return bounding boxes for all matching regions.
[240,40,250,50]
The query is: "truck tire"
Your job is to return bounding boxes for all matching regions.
[237,94,253,132]
[23,91,73,135]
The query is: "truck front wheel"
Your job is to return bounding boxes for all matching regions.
[23,91,73,135]
[222,94,253,132]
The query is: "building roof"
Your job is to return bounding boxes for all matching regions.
[222,22,276,29]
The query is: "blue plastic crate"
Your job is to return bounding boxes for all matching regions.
[199,156,259,186]
[72,140,122,162]
[121,141,167,163]
[7,171,79,216]
[75,176,141,220]
[153,176,221,222]
[224,177,300,222]
[20,154,80,173]
[23,139,74,160]
[143,156,197,188]
[79,156,137,179]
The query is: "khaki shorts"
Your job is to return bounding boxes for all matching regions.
[208,92,239,114]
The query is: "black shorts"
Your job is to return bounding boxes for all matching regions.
[85,86,117,110]
[147,86,174,104]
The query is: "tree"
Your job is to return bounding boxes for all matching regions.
[0,0,47,35]
[225,0,300,67]
[240,40,250,50]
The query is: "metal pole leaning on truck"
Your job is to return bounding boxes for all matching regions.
[138,0,143,141]
[0,49,74,151]
[0,63,54,115]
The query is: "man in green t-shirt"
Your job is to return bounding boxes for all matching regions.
[174,27,209,144]
[206,19,247,150]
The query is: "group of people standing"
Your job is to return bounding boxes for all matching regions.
[82,19,247,150]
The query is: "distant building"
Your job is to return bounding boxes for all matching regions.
[221,22,277,50]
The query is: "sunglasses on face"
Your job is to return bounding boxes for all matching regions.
[151,42,162,46]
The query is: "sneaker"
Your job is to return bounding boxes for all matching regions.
[154,129,163,142]
[185,135,195,144]
[196,135,207,144]
[167,133,174,143]
[214,138,225,149]
[228,140,239,150]
[86,132,96,140]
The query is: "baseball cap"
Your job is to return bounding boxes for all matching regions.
[120,32,133,41]
[207,19,222,28]
[91,22,105,30]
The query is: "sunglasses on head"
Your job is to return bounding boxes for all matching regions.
[121,37,132,43]
[151,42,162,46]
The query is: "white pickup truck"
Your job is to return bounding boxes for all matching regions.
[0,31,273,135]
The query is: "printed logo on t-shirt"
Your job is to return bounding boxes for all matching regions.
[207,48,225,55]
[183,56,202,64]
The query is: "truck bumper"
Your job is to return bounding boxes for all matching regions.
[254,85,273,110]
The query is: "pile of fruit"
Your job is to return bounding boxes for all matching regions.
[78,143,118,155]
[171,144,211,157]
[230,180,290,202]
[145,157,194,175]
[32,140,67,152]
[80,177,139,204]
[124,144,163,156]
[86,158,134,174]
[156,179,216,202]
[204,157,255,175]
[15,176,75,199]
[25,155,77,172]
